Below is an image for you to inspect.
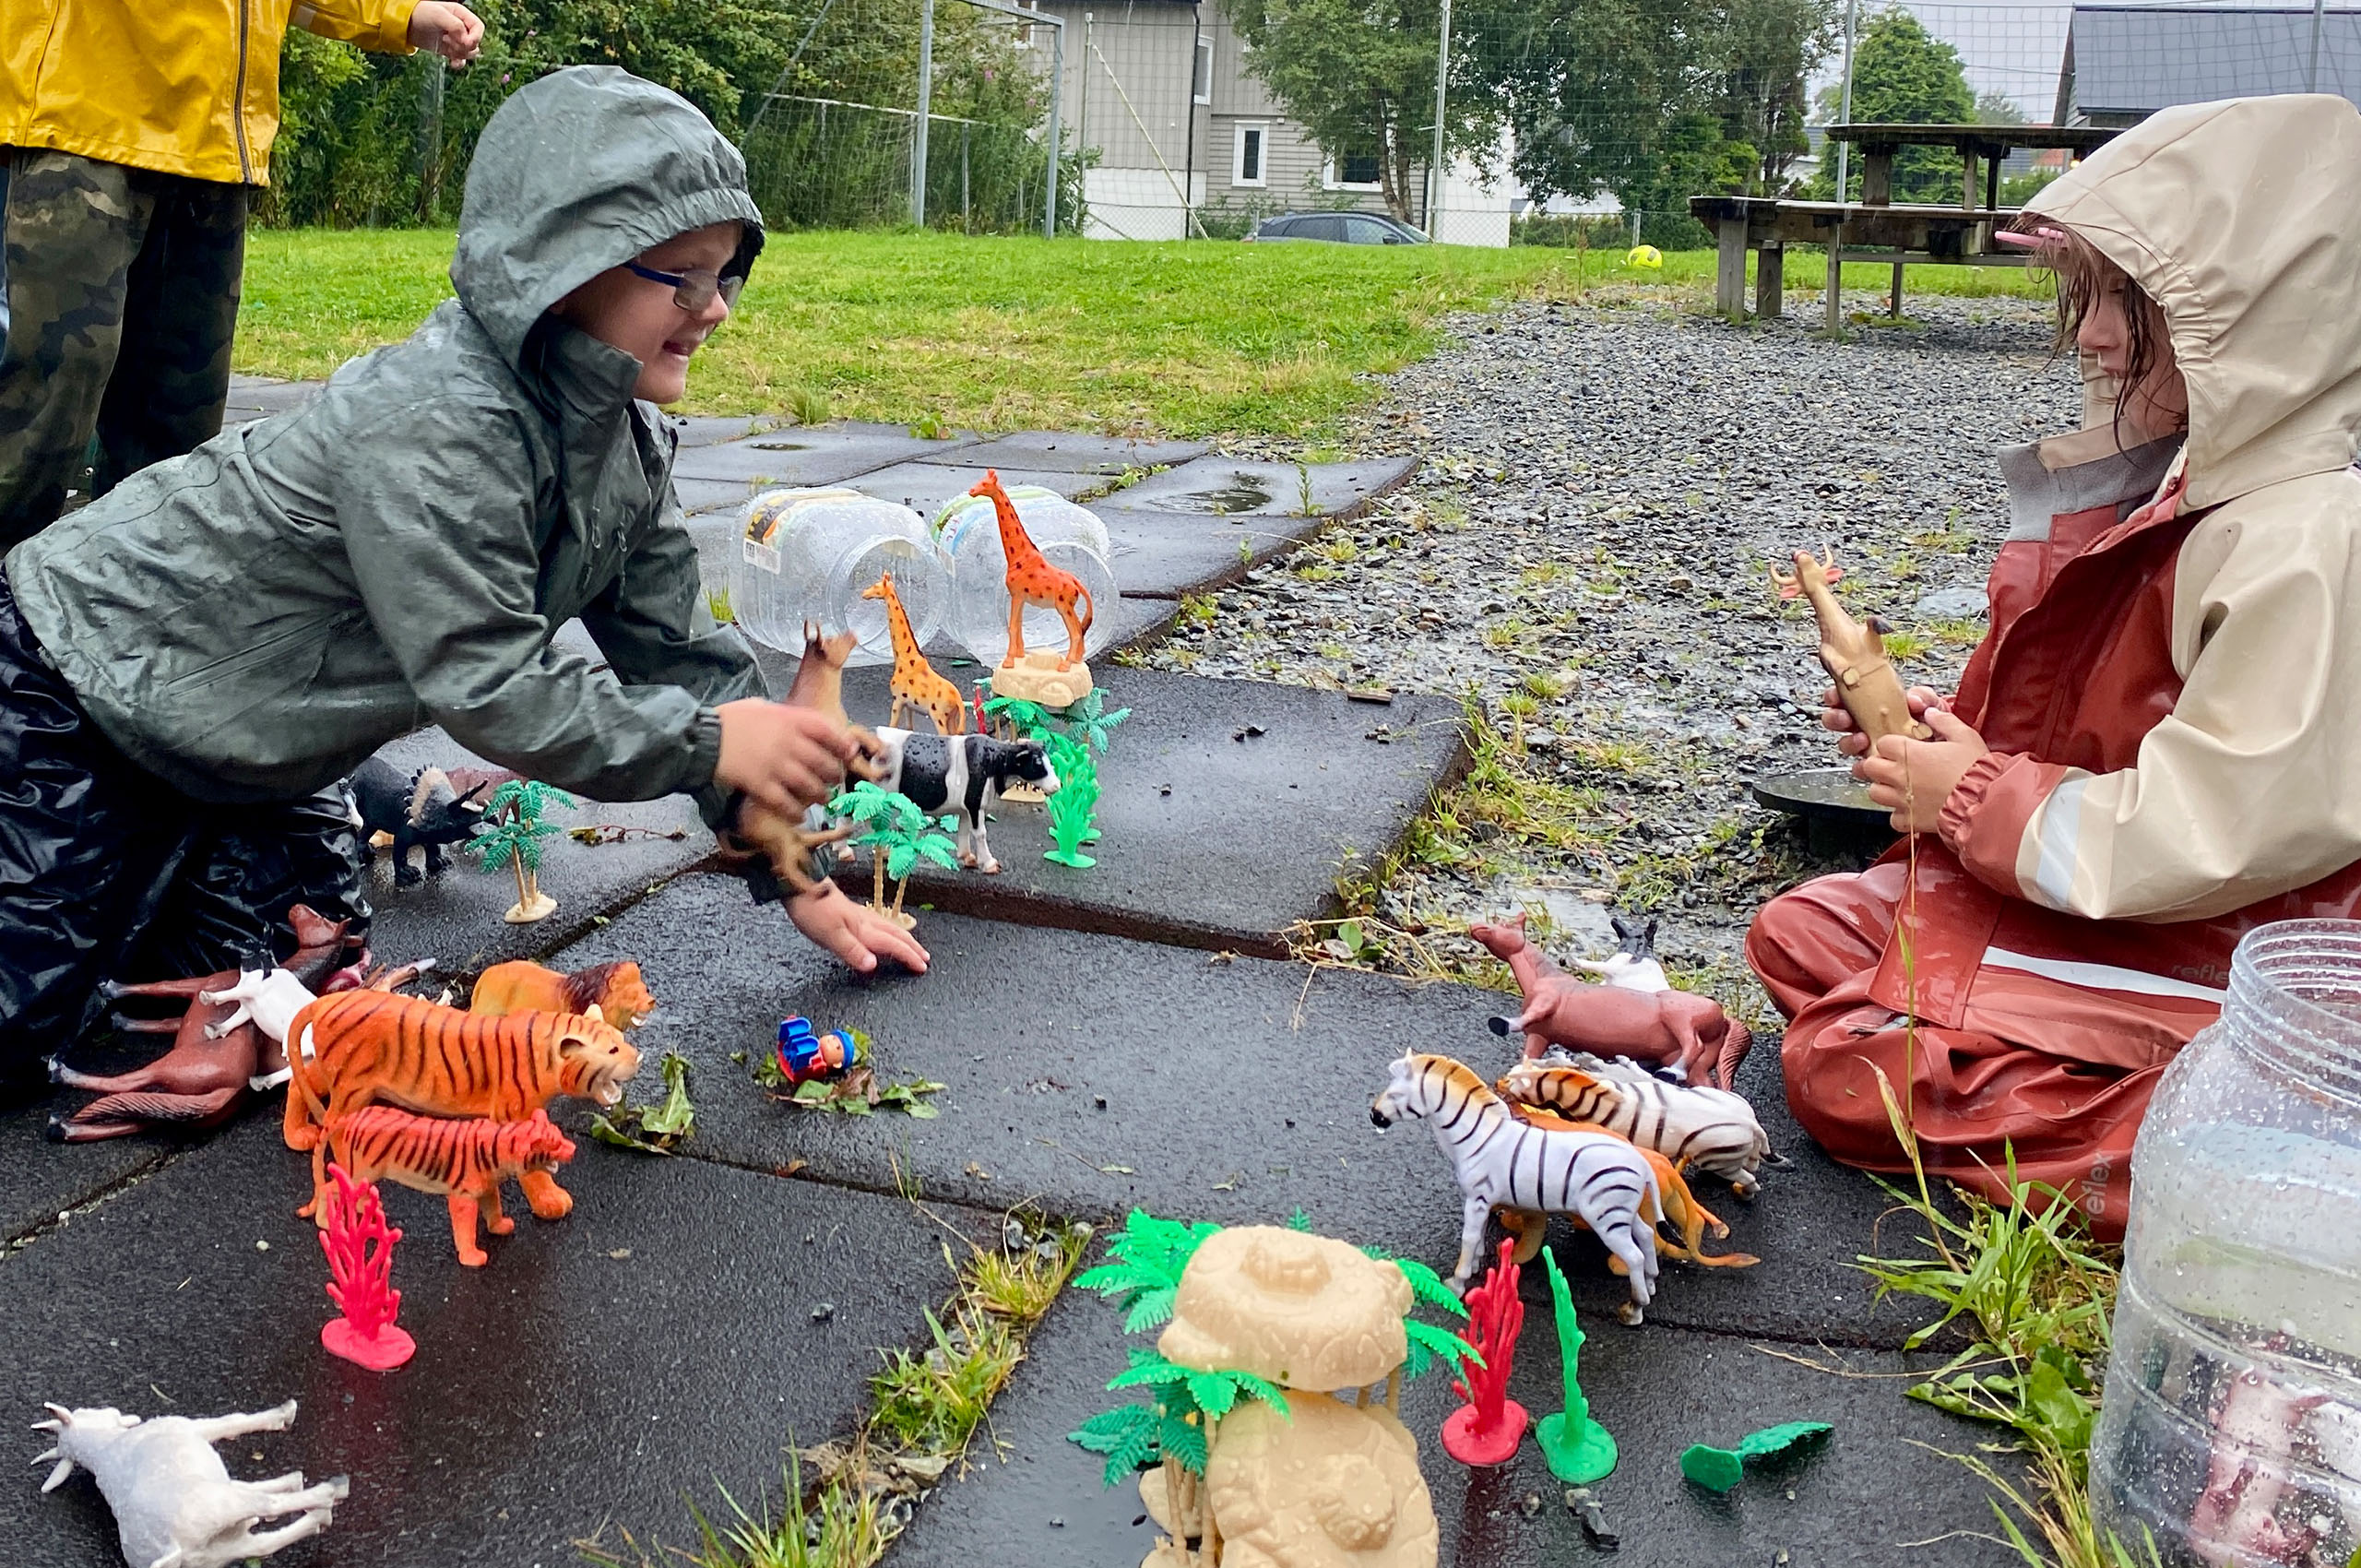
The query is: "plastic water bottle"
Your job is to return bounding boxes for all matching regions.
[727,488,945,666]
[933,486,1118,669]
[2090,920,2361,1565]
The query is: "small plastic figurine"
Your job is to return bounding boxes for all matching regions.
[1497,1053,1774,1195]
[1491,1118,1757,1273]
[1370,1052,1661,1323]
[32,1399,348,1568]
[316,1161,415,1370]
[864,572,967,734]
[829,781,958,926]
[325,1107,577,1266]
[1470,910,1753,1089]
[1679,1420,1833,1491]
[777,1016,865,1087]
[1770,546,1932,748]
[281,989,637,1218]
[349,757,491,886]
[969,469,1096,704]
[718,623,878,895]
[464,778,575,924]
[1534,1249,1617,1485]
[1572,915,1668,991]
[469,959,657,1029]
[863,729,1058,875]
[1041,731,1099,869]
[1441,1237,1529,1467]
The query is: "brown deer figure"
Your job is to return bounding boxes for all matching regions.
[1770,545,1933,748]
[719,624,881,894]
[48,907,357,1142]
[862,571,966,734]
[968,469,1093,671]
[1468,911,1752,1091]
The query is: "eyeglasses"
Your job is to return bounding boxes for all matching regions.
[624,261,744,312]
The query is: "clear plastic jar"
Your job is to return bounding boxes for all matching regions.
[932,486,1117,669]
[727,488,945,665]
[2091,920,2361,1566]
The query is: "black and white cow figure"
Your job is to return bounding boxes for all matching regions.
[870,728,1059,874]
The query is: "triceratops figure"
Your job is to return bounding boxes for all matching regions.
[32,1399,348,1568]
[1771,546,1934,749]
[348,758,490,886]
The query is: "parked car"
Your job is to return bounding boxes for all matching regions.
[1242,212,1430,245]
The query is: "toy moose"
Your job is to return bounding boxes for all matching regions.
[1469,911,1753,1091]
[1770,546,1933,748]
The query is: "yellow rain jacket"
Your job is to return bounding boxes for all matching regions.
[2,0,421,186]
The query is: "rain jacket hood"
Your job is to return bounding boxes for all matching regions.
[3,67,767,811]
[454,65,765,374]
[2025,93,2361,508]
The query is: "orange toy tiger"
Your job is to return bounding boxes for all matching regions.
[469,959,657,1030]
[282,990,637,1217]
[1501,1104,1758,1271]
[326,1106,577,1266]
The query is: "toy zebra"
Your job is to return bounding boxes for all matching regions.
[1497,1053,1775,1197]
[1370,1051,1662,1324]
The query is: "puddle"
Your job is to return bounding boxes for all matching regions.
[751,441,813,452]
[1169,472,1274,514]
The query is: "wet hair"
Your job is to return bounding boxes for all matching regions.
[2009,214,2178,437]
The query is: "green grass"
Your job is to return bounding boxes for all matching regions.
[239,229,2056,438]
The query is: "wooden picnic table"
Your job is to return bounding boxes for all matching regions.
[1689,122,2124,328]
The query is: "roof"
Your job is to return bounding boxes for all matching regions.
[2063,6,2361,119]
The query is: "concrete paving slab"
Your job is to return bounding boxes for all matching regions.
[222,375,324,421]
[846,463,1104,517]
[677,475,760,517]
[1102,507,1337,599]
[662,412,783,448]
[887,1280,2017,1568]
[1098,455,1420,522]
[548,891,1946,1349]
[0,1107,176,1244]
[0,1113,988,1568]
[735,597,1179,680]
[671,426,976,487]
[797,664,1465,953]
[915,432,1209,475]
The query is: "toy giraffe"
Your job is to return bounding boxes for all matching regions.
[967,469,1094,671]
[861,572,966,734]
[1770,546,1933,748]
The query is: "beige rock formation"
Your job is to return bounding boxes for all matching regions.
[1157,1228,1411,1391]
[1210,1392,1437,1568]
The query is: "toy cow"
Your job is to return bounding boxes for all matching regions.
[32,1399,347,1568]
[869,727,1059,875]
[1469,911,1753,1090]
[348,758,490,886]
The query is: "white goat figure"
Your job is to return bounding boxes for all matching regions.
[32,1399,348,1568]
[202,958,437,1088]
[1571,914,1671,992]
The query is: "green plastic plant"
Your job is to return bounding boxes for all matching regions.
[828,781,956,917]
[1042,731,1099,869]
[1061,689,1132,755]
[1679,1420,1833,1492]
[464,778,575,916]
[1534,1248,1617,1483]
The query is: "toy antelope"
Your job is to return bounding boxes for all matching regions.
[1469,911,1752,1090]
[1770,546,1932,748]
[720,623,880,894]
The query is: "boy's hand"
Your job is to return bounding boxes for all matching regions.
[788,882,931,975]
[1856,709,1990,833]
[409,1,484,65]
[715,699,869,816]
[1822,683,1943,758]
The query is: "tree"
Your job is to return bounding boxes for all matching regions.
[1714,0,1843,190]
[828,782,956,925]
[466,778,574,924]
[1809,8,1975,202]
[1224,0,1503,225]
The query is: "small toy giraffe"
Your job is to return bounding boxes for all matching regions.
[862,572,966,734]
[1770,545,1933,747]
[968,469,1094,671]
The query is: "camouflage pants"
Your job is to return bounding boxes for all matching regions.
[0,148,248,550]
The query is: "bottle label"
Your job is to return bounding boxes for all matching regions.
[742,501,785,575]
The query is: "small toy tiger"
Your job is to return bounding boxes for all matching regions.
[469,960,656,1030]
[326,1107,576,1266]
[282,990,637,1217]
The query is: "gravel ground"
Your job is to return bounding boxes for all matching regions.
[1145,286,2085,1007]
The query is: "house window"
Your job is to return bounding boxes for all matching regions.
[1232,123,1265,187]
[1323,146,1382,191]
[1192,35,1212,104]
[1012,0,1037,47]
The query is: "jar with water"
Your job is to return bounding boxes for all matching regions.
[726,488,944,665]
[932,486,1117,669]
[2091,920,2361,1566]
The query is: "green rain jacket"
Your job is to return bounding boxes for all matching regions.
[2,67,766,818]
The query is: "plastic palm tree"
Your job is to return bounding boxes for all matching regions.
[983,693,1055,742]
[828,781,956,924]
[467,778,575,924]
[1063,689,1132,754]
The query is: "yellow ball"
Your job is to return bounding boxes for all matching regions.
[1625,244,1664,269]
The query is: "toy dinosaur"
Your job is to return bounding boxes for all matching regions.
[348,759,492,885]
[968,469,1093,671]
[46,907,356,1142]
[1469,911,1752,1090]
[1770,546,1932,747]
[32,1400,347,1568]
[862,572,966,734]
